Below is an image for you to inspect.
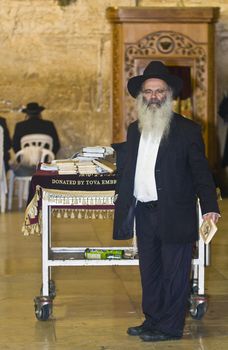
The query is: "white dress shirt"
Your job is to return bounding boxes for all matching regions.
[134,131,161,202]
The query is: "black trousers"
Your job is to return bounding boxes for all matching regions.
[135,200,193,337]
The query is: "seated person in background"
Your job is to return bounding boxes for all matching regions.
[12,102,60,176]
[13,102,60,155]
[0,116,12,172]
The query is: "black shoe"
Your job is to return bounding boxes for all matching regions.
[140,330,182,342]
[127,323,151,336]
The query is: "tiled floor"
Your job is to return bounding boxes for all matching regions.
[0,198,227,349]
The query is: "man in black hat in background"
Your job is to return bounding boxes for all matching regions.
[12,102,60,176]
[12,102,60,156]
[113,61,220,342]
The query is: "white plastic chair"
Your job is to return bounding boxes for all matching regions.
[8,147,55,210]
[0,126,7,213]
[21,134,53,150]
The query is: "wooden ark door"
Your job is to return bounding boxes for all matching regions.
[106,6,220,168]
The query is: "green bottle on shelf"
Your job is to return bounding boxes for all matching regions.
[84,248,124,260]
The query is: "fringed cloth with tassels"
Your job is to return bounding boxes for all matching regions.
[22,171,117,236]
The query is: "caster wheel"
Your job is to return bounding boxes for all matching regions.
[190,301,207,320]
[35,304,50,321]
[34,296,52,321]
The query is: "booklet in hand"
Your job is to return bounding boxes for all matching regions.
[199,219,218,244]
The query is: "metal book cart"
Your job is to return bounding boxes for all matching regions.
[32,187,137,321]
[30,186,209,322]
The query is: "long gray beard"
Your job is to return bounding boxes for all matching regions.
[136,93,173,140]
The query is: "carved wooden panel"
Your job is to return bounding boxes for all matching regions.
[125,31,207,127]
[106,7,220,167]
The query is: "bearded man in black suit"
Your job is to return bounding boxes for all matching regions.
[113,61,220,342]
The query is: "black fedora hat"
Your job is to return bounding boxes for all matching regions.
[127,61,183,98]
[22,102,45,115]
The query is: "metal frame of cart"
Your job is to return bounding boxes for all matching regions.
[34,188,209,321]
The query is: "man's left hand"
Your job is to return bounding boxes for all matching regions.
[203,212,220,224]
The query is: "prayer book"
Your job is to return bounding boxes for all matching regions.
[81,152,105,158]
[199,219,218,244]
[82,146,105,154]
[40,163,58,171]
[93,159,116,173]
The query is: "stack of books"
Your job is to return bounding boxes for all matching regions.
[71,146,114,161]
[81,146,105,159]
[39,146,116,175]
[77,161,97,175]
[54,160,78,175]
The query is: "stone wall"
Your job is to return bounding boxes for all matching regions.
[0,0,228,159]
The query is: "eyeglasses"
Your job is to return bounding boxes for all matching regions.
[142,89,168,96]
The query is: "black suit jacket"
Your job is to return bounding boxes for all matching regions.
[0,117,12,171]
[113,113,220,243]
[12,118,60,155]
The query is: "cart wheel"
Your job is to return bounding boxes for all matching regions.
[34,296,52,321]
[190,302,207,320]
[35,304,50,321]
